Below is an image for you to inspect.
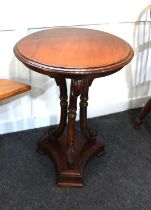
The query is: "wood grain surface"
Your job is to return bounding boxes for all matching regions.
[0,79,31,101]
[14,28,134,78]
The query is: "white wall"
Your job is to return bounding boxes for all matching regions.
[0,0,151,134]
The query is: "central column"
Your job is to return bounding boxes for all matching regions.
[67,79,83,166]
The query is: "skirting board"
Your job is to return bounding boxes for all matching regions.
[0,96,149,134]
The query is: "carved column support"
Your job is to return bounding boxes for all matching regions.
[80,78,97,142]
[67,79,83,166]
[48,77,68,141]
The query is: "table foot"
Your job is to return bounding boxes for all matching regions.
[36,135,48,155]
[96,149,106,157]
[36,147,46,155]
[133,118,142,128]
[38,134,105,187]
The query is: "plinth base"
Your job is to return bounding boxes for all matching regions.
[38,134,105,187]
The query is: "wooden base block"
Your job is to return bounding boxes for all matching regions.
[38,134,105,187]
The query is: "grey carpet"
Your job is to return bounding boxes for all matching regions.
[1,108,151,210]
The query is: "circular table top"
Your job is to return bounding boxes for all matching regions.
[14,27,134,78]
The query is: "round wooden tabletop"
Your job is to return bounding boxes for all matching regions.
[14,27,134,78]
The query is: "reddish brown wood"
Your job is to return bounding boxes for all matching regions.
[14,28,133,78]
[0,79,31,101]
[14,27,134,187]
[67,79,83,166]
[80,78,97,141]
[48,78,68,140]
[38,133,105,187]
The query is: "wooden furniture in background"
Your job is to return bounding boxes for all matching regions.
[14,27,133,187]
[133,7,151,128]
[133,99,151,128]
[0,79,31,101]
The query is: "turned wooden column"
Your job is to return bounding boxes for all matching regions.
[48,78,68,140]
[67,79,83,166]
[80,78,97,142]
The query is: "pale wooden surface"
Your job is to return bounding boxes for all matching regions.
[0,79,31,101]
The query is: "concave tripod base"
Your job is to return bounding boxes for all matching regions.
[38,134,105,187]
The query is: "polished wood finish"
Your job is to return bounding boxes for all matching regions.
[14,27,134,187]
[47,78,68,140]
[14,28,133,78]
[0,79,31,101]
[38,134,105,187]
[80,78,97,141]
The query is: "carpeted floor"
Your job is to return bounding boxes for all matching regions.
[1,108,151,210]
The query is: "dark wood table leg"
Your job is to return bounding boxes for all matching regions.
[133,98,151,128]
[67,79,82,166]
[37,78,67,154]
[80,78,97,141]
[80,78,105,156]
[38,78,105,187]
[48,78,68,139]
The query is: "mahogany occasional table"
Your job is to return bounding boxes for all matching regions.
[14,27,134,187]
